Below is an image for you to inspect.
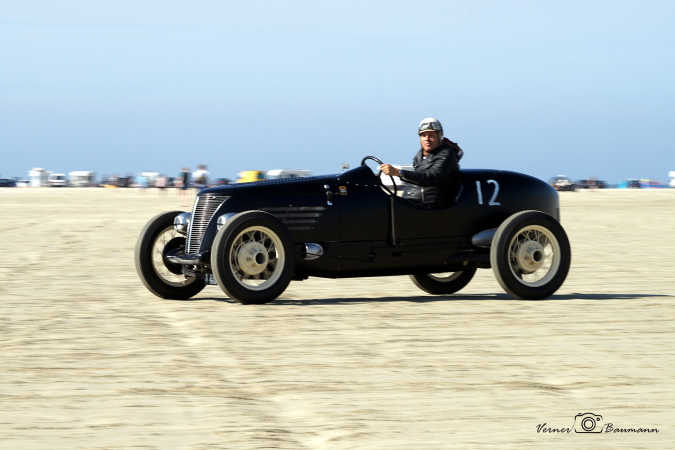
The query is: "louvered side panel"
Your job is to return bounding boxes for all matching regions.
[261,206,326,232]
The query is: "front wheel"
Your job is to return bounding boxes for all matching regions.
[211,211,295,304]
[410,269,477,295]
[135,211,207,299]
[490,210,571,299]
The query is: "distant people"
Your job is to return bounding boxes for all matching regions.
[193,164,210,189]
[178,167,191,204]
[155,174,168,193]
[179,167,190,190]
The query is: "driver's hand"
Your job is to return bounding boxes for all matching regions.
[380,164,400,177]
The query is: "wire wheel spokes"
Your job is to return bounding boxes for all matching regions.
[229,226,285,291]
[507,225,561,287]
[151,226,194,286]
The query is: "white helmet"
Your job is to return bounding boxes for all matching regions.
[418,117,443,137]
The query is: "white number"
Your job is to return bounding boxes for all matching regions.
[487,179,501,205]
[475,180,501,206]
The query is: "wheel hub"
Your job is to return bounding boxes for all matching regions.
[516,240,545,274]
[237,241,269,276]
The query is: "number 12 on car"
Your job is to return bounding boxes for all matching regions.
[475,180,501,206]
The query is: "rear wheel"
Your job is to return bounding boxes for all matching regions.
[490,210,571,299]
[410,269,477,295]
[135,211,206,299]
[211,211,295,304]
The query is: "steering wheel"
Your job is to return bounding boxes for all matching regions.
[361,155,398,197]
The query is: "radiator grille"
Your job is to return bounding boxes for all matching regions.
[186,195,229,254]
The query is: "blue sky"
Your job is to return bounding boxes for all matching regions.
[2,1,674,182]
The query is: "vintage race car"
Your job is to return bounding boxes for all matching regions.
[135,156,571,304]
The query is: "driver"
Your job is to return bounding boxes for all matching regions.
[380,117,463,208]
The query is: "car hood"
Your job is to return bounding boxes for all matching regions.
[199,173,339,195]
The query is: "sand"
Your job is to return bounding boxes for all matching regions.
[1,187,673,449]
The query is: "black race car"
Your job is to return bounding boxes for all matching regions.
[135,157,571,304]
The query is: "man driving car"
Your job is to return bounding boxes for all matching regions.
[380,117,463,208]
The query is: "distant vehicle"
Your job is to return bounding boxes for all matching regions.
[117,176,133,188]
[102,176,119,188]
[639,179,667,188]
[29,168,49,187]
[48,173,68,187]
[549,175,576,191]
[215,178,231,186]
[669,171,675,188]
[236,170,266,183]
[617,179,641,189]
[0,178,16,187]
[69,170,96,187]
[16,179,30,188]
[266,169,312,180]
[101,175,133,188]
[576,178,607,189]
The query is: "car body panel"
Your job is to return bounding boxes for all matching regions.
[194,165,558,278]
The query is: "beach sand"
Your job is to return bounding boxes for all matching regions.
[1,188,673,449]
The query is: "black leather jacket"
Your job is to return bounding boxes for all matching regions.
[398,141,462,208]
